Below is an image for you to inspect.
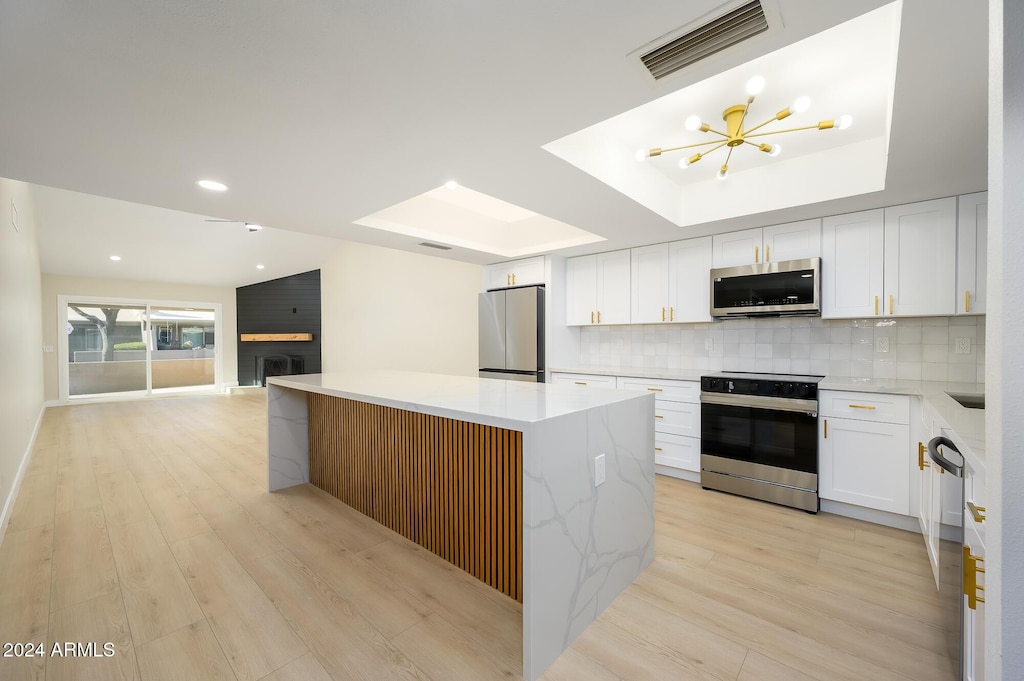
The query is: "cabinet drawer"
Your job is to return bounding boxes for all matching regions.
[549,372,618,389]
[616,376,700,403]
[819,390,910,424]
[653,400,700,438]
[965,459,987,547]
[654,433,699,472]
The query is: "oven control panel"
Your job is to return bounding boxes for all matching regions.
[700,374,820,400]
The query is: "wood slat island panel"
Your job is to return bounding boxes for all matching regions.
[307,393,523,601]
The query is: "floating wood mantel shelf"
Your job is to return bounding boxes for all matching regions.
[240,333,313,342]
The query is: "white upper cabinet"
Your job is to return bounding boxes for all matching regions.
[957,192,988,315]
[883,197,957,317]
[712,220,821,268]
[712,227,763,268]
[566,250,630,325]
[483,256,545,290]
[821,209,885,319]
[762,219,822,263]
[630,243,670,324]
[823,198,958,319]
[630,237,713,324]
[668,236,713,323]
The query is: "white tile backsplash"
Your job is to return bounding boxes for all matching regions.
[578,316,984,381]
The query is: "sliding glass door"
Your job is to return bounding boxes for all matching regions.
[61,296,222,402]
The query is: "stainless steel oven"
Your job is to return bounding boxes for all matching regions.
[700,372,823,512]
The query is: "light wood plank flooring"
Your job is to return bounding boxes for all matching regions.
[0,394,956,681]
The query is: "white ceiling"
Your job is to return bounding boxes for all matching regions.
[0,0,988,285]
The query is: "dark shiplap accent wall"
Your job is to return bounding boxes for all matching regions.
[236,270,321,386]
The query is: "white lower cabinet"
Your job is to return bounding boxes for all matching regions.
[616,376,700,475]
[548,372,617,389]
[819,391,911,515]
[963,461,987,681]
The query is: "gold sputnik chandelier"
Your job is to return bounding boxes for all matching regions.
[636,76,852,179]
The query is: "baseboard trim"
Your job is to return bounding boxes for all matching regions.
[0,402,47,550]
[820,499,921,533]
[44,399,61,408]
[655,466,700,483]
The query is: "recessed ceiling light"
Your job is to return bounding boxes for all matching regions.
[444,180,459,190]
[245,223,263,232]
[256,264,265,270]
[196,179,228,192]
[109,255,121,261]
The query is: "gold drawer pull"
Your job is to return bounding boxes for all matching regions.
[967,501,986,523]
[654,447,663,452]
[574,381,587,386]
[849,404,876,410]
[647,387,663,392]
[654,415,664,419]
[917,442,930,470]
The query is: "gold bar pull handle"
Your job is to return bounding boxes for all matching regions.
[654,447,663,452]
[662,307,666,321]
[964,548,986,609]
[654,415,664,419]
[966,290,971,313]
[591,311,595,324]
[574,381,587,386]
[755,246,760,263]
[669,307,674,321]
[507,274,511,286]
[511,273,516,285]
[849,404,876,410]
[823,419,828,439]
[647,387,663,392]
[889,294,894,315]
[874,295,879,316]
[967,501,987,523]
[597,311,601,324]
[918,442,931,470]
[766,244,770,262]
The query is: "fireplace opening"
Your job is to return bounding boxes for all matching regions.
[255,354,305,386]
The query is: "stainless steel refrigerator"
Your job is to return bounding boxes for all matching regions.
[478,285,545,382]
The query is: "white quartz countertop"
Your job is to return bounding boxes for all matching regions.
[267,371,651,428]
[550,365,985,466]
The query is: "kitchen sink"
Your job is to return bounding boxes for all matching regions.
[946,392,985,409]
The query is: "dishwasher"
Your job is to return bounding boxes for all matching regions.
[927,435,965,681]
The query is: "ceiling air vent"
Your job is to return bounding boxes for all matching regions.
[640,0,769,80]
[418,241,452,251]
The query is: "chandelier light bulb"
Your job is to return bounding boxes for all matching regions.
[745,75,765,96]
[792,96,811,114]
[635,148,648,162]
[717,166,729,180]
[769,144,782,157]
[684,115,702,131]
[837,114,854,130]
[679,157,690,169]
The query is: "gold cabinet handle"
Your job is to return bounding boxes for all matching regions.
[917,442,931,470]
[823,418,828,439]
[964,547,986,609]
[848,404,876,410]
[755,245,760,263]
[874,295,879,316]
[766,244,770,262]
[654,415,664,419]
[889,294,894,315]
[574,381,587,386]
[967,501,987,523]
[661,307,666,321]
[597,311,601,324]
[654,447,663,452]
[507,274,511,286]
[647,387,663,392]
[966,290,971,313]
[591,311,595,324]
[511,273,516,285]
[669,307,674,321]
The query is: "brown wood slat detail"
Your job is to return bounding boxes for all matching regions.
[306,393,524,602]
[240,333,313,342]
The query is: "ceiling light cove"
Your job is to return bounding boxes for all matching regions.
[196,179,228,192]
[354,184,605,258]
[543,1,902,228]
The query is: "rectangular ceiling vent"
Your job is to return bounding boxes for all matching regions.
[640,0,769,80]
[418,241,452,251]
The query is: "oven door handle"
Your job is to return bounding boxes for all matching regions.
[700,392,818,414]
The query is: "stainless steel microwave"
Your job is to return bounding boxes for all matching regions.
[710,257,821,318]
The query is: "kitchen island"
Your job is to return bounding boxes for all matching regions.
[265,370,655,681]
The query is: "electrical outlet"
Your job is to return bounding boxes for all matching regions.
[41,344,53,353]
[955,337,972,355]
[876,337,890,353]
[705,338,714,352]
[594,454,606,486]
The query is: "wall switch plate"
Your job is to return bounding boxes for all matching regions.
[876,337,890,353]
[955,337,972,355]
[594,454,606,486]
[705,338,713,351]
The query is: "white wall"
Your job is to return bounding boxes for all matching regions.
[0,179,44,539]
[321,241,480,376]
[40,275,238,401]
[988,2,1023,678]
